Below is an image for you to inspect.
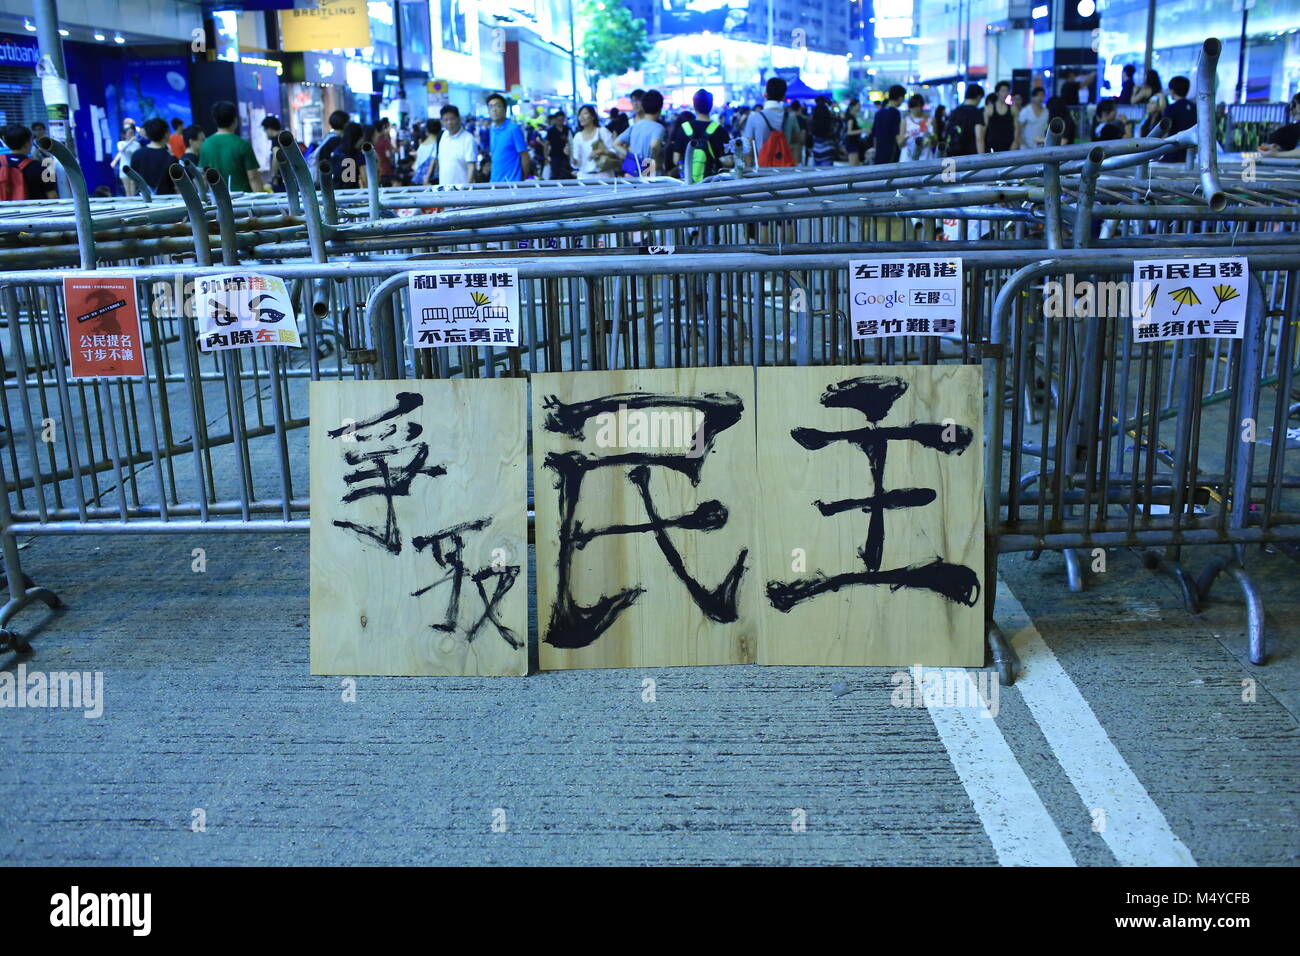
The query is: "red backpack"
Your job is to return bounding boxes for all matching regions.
[757,110,795,167]
[0,156,32,202]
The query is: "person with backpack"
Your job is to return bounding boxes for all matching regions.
[671,89,732,183]
[329,122,368,189]
[743,77,801,168]
[615,88,666,176]
[308,109,351,179]
[0,124,55,201]
[946,84,986,156]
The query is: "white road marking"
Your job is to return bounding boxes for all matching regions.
[996,577,1198,867]
[918,666,1077,866]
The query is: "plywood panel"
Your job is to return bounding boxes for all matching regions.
[310,379,528,676]
[756,365,984,666]
[534,368,759,669]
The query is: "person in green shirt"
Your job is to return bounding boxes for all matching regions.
[198,100,268,193]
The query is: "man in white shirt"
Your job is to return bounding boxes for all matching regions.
[1018,86,1050,149]
[435,104,479,185]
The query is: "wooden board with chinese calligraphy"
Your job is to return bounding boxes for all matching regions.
[533,368,759,670]
[310,379,528,676]
[756,365,984,666]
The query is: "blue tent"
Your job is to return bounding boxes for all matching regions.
[783,75,830,101]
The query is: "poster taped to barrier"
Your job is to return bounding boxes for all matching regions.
[62,275,147,379]
[408,267,520,348]
[850,256,963,340]
[1131,256,1247,342]
[193,273,302,353]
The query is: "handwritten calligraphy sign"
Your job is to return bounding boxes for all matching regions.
[532,368,759,670]
[310,379,528,676]
[757,366,984,666]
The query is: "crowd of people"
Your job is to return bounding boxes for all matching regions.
[387,71,1237,187]
[5,69,1300,202]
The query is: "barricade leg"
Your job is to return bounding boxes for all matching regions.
[986,621,1021,686]
[1195,556,1267,665]
[0,497,63,653]
[1141,549,1202,614]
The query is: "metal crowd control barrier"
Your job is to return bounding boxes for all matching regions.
[1,35,1295,684]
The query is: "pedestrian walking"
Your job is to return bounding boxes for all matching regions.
[198,101,268,193]
[871,85,907,164]
[844,99,869,161]
[413,119,440,186]
[1019,87,1049,148]
[572,104,617,178]
[945,85,986,156]
[899,94,933,162]
[168,118,185,158]
[616,88,666,176]
[984,81,1019,152]
[743,77,801,168]
[180,125,205,168]
[672,89,732,182]
[485,92,530,182]
[810,97,838,167]
[328,122,367,189]
[1159,75,1196,163]
[125,117,177,195]
[373,118,396,186]
[435,105,480,185]
[545,110,574,180]
[111,118,142,196]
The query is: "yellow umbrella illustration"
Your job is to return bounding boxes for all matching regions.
[1139,283,1159,317]
[1210,284,1240,315]
[1168,286,1200,315]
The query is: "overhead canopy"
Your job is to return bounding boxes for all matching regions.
[783,76,830,101]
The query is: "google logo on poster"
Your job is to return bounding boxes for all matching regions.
[853,291,906,307]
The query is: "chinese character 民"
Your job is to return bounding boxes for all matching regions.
[540,391,749,649]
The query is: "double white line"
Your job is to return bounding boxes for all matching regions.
[923,578,1197,867]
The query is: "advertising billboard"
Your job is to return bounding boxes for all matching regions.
[431,0,482,85]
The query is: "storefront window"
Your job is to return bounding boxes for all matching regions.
[1098,0,1299,101]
